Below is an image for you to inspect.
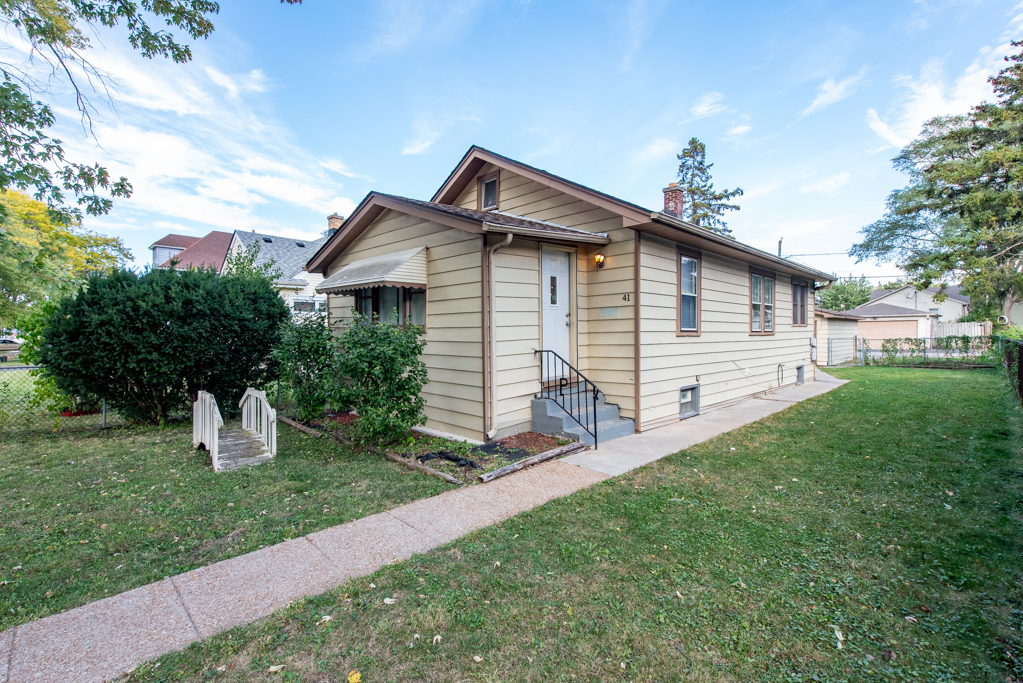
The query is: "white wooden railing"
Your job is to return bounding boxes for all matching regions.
[193,390,224,471]
[239,388,277,458]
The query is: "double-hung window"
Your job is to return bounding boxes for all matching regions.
[677,248,701,335]
[751,270,775,334]
[792,279,808,326]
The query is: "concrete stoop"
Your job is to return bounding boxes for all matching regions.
[531,392,636,446]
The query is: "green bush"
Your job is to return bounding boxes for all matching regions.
[329,312,427,446]
[35,268,288,423]
[275,314,334,421]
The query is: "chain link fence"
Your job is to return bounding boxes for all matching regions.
[855,336,995,367]
[995,336,1023,408]
[0,365,123,435]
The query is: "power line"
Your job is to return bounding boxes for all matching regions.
[782,252,850,257]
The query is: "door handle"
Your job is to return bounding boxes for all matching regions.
[565,312,571,327]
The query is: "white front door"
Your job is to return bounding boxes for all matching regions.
[541,248,571,360]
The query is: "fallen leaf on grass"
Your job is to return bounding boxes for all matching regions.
[830,625,845,649]
[347,672,362,683]
[919,605,932,613]
[433,634,442,644]
[883,650,897,661]
[474,655,483,663]
[905,616,918,623]
[268,664,285,673]
[383,597,396,605]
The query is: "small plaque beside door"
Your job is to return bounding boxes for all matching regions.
[600,306,620,318]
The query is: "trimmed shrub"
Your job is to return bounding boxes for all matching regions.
[329,312,427,445]
[275,314,334,421]
[36,267,288,423]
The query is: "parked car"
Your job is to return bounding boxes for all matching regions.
[0,338,21,362]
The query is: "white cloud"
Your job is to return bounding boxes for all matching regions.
[401,108,480,155]
[865,41,1007,149]
[632,137,676,164]
[402,120,443,155]
[691,92,728,118]
[726,123,753,137]
[800,68,869,117]
[354,0,486,61]
[203,67,269,98]
[801,172,852,195]
[621,0,667,68]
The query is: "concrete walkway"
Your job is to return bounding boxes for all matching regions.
[1,373,846,683]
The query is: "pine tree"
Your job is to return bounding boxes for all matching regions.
[675,138,744,235]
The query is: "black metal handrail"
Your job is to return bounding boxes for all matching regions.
[534,349,600,448]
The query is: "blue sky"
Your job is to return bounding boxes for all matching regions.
[31,0,1022,280]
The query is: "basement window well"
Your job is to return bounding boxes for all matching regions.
[679,384,701,420]
[796,365,804,385]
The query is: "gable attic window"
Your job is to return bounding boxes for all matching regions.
[479,173,499,211]
[677,247,701,336]
[751,269,775,335]
[792,278,808,326]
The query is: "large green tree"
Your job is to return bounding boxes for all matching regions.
[674,137,743,235]
[817,275,874,311]
[850,42,1023,323]
[0,190,131,326]
[0,0,299,224]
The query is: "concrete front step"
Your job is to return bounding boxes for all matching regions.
[530,397,636,447]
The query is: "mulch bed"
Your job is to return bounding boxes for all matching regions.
[494,431,564,455]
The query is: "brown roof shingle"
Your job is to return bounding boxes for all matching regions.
[150,234,201,250]
[162,231,234,271]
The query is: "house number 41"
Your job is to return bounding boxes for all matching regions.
[621,294,631,302]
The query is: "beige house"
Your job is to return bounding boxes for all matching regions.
[864,285,969,322]
[305,147,835,445]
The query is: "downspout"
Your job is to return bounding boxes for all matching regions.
[486,232,513,439]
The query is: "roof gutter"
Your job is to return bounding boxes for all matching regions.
[651,212,835,283]
[482,222,610,245]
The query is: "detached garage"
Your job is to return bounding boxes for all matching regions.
[852,303,936,340]
[815,308,860,366]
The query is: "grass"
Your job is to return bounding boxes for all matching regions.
[122,367,1023,683]
[0,420,450,631]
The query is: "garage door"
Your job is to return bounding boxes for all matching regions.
[858,320,918,340]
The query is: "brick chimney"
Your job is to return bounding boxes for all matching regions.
[327,212,344,236]
[663,183,685,217]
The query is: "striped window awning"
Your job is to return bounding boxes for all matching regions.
[315,246,427,294]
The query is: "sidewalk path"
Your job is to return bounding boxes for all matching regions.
[2,373,847,683]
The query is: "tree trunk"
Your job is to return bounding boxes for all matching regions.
[1005,288,1018,325]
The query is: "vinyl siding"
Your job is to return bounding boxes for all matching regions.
[815,315,859,366]
[324,209,484,440]
[638,235,814,430]
[455,165,635,423]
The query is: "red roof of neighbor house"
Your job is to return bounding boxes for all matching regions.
[161,231,234,271]
[149,234,201,250]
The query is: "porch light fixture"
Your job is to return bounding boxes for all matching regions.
[595,252,606,269]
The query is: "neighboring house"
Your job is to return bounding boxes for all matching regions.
[305,145,834,445]
[865,285,969,321]
[814,308,860,366]
[224,229,329,314]
[154,226,334,315]
[149,234,201,268]
[853,303,937,339]
[159,231,234,271]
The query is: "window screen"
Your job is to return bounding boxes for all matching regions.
[752,273,774,333]
[679,255,698,331]
[482,177,498,210]
[792,282,807,325]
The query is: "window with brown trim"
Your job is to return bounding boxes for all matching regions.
[750,269,775,334]
[354,286,426,326]
[792,279,808,326]
[479,173,499,211]
[677,247,701,336]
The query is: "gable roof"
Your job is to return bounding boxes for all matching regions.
[307,146,835,284]
[816,308,862,320]
[232,230,327,279]
[853,303,936,318]
[305,191,610,273]
[149,234,200,251]
[162,231,233,271]
[869,285,971,304]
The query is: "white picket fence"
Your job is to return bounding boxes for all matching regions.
[239,388,276,458]
[932,321,992,337]
[192,390,224,470]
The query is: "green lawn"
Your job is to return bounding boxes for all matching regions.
[0,421,449,631]
[124,367,1023,683]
